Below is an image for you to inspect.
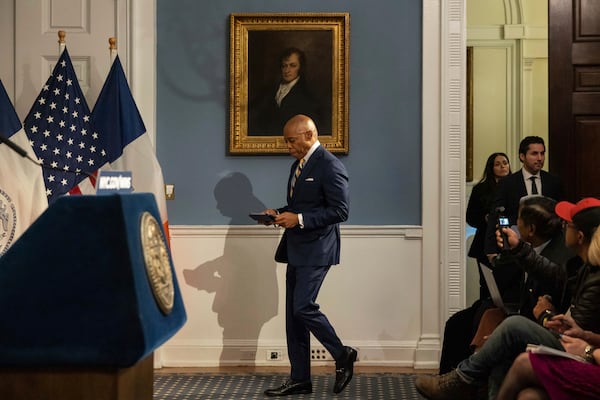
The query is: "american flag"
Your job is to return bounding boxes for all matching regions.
[23,48,109,203]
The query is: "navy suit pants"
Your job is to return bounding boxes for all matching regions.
[286,264,344,381]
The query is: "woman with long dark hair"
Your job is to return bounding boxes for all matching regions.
[467,152,511,298]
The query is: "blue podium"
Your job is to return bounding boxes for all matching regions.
[0,194,186,399]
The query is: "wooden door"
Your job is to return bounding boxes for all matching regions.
[549,0,600,201]
[10,0,126,119]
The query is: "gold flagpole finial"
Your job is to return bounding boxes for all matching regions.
[58,31,66,55]
[108,37,118,63]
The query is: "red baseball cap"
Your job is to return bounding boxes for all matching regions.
[555,198,600,222]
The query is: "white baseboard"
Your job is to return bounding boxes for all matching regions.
[159,340,426,368]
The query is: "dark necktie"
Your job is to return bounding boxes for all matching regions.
[530,176,538,195]
[290,158,305,197]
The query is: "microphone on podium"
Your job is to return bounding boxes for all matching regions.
[0,133,95,179]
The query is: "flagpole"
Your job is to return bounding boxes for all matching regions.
[109,37,117,64]
[94,38,171,244]
[58,30,66,55]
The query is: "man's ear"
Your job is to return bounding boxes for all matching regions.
[577,230,585,246]
[528,224,536,238]
[519,153,525,163]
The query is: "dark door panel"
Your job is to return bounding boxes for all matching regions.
[549,0,600,201]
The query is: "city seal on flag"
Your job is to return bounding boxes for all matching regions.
[140,211,174,315]
[0,188,17,256]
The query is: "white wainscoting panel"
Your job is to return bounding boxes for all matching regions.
[160,225,424,367]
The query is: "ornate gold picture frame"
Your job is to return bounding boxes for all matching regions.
[229,13,350,155]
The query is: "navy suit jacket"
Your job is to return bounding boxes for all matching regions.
[494,169,563,222]
[275,145,349,266]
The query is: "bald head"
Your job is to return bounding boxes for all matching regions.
[284,114,318,136]
[283,114,318,160]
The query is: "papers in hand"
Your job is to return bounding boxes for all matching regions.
[249,213,276,223]
[526,344,588,363]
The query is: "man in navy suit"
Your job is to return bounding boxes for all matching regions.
[485,136,563,260]
[262,114,357,396]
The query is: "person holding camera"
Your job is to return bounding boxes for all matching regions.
[484,136,563,262]
[469,196,574,352]
[439,195,572,375]
[416,198,600,400]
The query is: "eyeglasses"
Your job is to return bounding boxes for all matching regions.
[283,131,311,144]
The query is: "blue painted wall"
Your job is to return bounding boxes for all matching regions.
[156,1,422,225]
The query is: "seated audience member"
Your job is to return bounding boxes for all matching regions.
[470,196,574,351]
[415,198,600,400]
[497,314,600,400]
[439,196,571,373]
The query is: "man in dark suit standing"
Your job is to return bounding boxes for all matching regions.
[262,114,356,396]
[485,135,563,260]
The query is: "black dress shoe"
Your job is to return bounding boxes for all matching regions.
[333,346,358,394]
[264,379,312,397]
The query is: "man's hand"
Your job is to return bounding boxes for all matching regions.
[487,254,498,264]
[274,212,299,229]
[258,209,278,226]
[533,295,554,320]
[548,314,586,339]
[495,226,519,250]
[560,335,588,357]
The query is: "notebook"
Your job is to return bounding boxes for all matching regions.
[481,265,520,315]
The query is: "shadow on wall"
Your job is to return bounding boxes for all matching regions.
[157,8,224,104]
[183,172,279,364]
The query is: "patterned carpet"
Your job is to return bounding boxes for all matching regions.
[154,373,426,400]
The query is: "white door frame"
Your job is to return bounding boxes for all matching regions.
[416,0,466,367]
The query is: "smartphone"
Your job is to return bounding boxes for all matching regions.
[498,216,510,250]
[249,213,276,223]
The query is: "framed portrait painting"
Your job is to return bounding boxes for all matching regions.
[229,13,350,155]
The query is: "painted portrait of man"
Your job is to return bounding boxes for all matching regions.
[247,30,333,136]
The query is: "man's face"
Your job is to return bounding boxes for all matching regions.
[284,130,311,160]
[516,214,528,240]
[520,143,545,174]
[563,220,581,249]
[281,53,301,83]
